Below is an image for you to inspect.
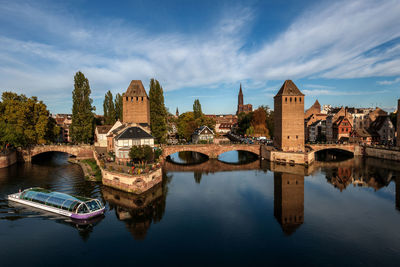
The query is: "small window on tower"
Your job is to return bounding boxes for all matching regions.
[285,97,287,103]
[295,97,297,102]
[296,135,298,139]
[299,97,302,103]
[126,97,128,101]
[290,97,292,102]
[287,136,290,139]
[131,97,133,102]
[136,97,138,101]
[141,97,143,101]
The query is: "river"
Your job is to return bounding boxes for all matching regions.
[1,151,400,266]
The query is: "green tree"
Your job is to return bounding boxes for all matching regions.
[115,93,123,122]
[237,112,253,135]
[129,145,154,163]
[0,92,59,147]
[177,111,216,141]
[70,71,95,144]
[103,90,116,125]
[193,99,202,119]
[149,79,167,143]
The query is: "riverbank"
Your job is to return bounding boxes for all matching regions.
[0,150,17,168]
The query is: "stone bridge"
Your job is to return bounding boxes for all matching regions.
[163,159,261,173]
[308,144,361,155]
[161,144,261,159]
[20,145,94,162]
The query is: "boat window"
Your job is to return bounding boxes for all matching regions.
[86,200,101,211]
[77,204,89,214]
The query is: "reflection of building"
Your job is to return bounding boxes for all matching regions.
[396,176,400,211]
[236,84,253,115]
[274,172,304,235]
[102,183,166,240]
[274,80,305,152]
[122,80,150,125]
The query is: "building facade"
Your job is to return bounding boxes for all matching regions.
[122,80,150,125]
[192,126,214,144]
[95,125,113,147]
[398,100,400,147]
[274,80,305,152]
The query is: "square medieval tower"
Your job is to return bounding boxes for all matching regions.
[274,80,305,152]
[122,80,150,125]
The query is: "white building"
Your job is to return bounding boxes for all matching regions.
[114,126,155,161]
[192,126,214,144]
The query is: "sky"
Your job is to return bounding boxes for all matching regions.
[0,0,400,115]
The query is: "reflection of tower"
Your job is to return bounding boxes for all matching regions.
[396,176,400,211]
[194,172,202,184]
[273,80,305,152]
[397,99,400,147]
[274,172,304,235]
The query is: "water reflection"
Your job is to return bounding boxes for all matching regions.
[102,174,170,240]
[274,172,304,235]
[167,151,208,165]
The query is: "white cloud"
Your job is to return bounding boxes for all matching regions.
[377,77,400,85]
[0,0,399,113]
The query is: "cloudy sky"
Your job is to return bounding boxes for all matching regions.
[1,0,400,114]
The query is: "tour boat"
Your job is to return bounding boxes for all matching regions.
[7,187,105,220]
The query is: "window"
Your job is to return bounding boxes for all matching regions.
[299,97,302,103]
[290,97,292,102]
[136,97,139,101]
[295,97,297,102]
[287,136,290,139]
[285,97,287,103]
[131,97,133,102]
[296,135,298,139]
[126,97,128,101]
[141,97,143,101]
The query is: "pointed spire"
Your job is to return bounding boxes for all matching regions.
[239,83,243,95]
[176,107,179,117]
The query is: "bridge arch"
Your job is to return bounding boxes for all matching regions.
[22,145,94,162]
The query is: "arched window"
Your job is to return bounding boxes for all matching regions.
[299,97,302,103]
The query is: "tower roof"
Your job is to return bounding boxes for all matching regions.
[124,80,148,97]
[275,80,304,97]
[239,83,243,95]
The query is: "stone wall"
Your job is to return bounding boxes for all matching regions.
[0,151,17,168]
[261,146,307,165]
[365,147,400,161]
[94,151,162,194]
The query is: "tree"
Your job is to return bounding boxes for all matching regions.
[0,92,59,147]
[251,107,270,137]
[103,90,116,125]
[259,105,274,138]
[149,79,167,143]
[193,99,202,119]
[115,93,123,122]
[70,71,95,144]
[237,112,253,135]
[129,145,154,163]
[176,111,216,141]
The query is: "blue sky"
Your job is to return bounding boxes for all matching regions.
[0,0,400,115]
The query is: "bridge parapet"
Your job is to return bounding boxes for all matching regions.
[161,144,261,159]
[20,145,94,162]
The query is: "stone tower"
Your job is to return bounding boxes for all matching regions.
[274,80,305,152]
[397,99,400,147]
[122,80,150,125]
[274,172,304,235]
[236,84,252,115]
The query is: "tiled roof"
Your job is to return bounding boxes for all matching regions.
[116,126,154,140]
[123,80,148,97]
[96,125,113,134]
[275,80,304,97]
[369,115,389,131]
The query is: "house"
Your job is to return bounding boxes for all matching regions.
[350,128,378,145]
[308,120,326,142]
[95,125,113,147]
[333,116,352,142]
[54,114,72,143]
[369,115,395,144]
[114,126,155,163]
[192,126,214,144]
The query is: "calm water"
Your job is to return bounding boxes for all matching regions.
[1,151,400,266]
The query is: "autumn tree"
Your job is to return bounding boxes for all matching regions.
[251,107,269,137]
[177,111,216,141]
[115,93,123,122]
[149,79,167,143]
[103,90,116,125]
[70,71,95,144]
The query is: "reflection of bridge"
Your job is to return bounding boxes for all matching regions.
[20,145,94,162]
[308,144,360,155]
[164,159,261,173]
[162,144,261,159]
